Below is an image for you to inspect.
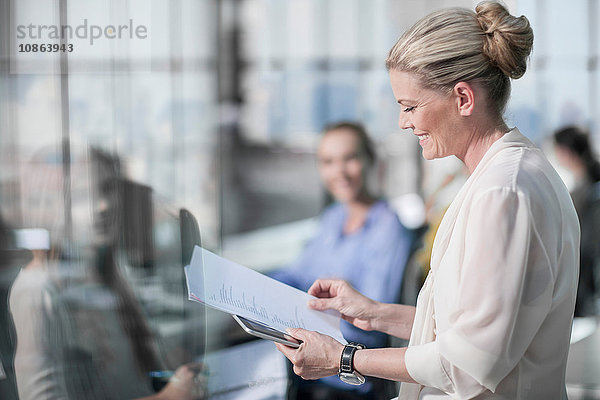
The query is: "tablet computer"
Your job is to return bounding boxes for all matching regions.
[232,315,301,348]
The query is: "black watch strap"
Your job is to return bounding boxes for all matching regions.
[339,342,365,374]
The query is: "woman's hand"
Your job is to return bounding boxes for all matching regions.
[308,279,380,332]
[277,329,418,384]
[154,363,206,400]
[275,328,344,380]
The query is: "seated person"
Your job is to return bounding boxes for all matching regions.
[553,126,600,316]
[0,216,24,400]
[270,121,412,399]
[9,148,204,400]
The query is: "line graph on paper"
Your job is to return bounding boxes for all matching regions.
[185,246,345,343]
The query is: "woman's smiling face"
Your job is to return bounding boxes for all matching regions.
[389,69,466,161]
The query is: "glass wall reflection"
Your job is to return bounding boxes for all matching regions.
[1,0,215,399]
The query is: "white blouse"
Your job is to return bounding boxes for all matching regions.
[400,129,579,399]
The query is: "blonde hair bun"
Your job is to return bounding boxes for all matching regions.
[476,1,534,79]
[386,1,534,114]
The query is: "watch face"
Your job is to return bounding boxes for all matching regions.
[339,372,366,385]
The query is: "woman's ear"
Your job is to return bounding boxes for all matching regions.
[453,81,475,116]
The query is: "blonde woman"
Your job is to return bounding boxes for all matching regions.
[276,2,579,399]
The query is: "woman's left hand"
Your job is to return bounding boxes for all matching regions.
[275,328,344,380]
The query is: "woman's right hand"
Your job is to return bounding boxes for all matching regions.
[307,279,380,332]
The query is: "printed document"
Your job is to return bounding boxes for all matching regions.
[185,246,346,344]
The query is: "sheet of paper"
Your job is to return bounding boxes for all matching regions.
[185,246,346,344]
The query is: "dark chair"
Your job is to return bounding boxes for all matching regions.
[179,208,201,267]
[178,208,206,362]
[0,221,33,400]
[398,224,429,307]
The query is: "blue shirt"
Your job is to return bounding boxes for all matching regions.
[270,200,412,391]
[271,199,411,346]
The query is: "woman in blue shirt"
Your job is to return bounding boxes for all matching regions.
[270,121,413,399]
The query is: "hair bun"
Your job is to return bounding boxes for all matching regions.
[476,1,534,79]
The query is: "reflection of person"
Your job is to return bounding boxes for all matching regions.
[554,126,600,316]
[270,121,412,397]
[0,218,27,400]
[9,147,203,400]
[276,2,579,399]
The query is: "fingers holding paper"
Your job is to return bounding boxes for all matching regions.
[275,328,344,380]
[307,279,379,332]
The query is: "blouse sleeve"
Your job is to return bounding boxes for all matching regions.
[405,187,555,398]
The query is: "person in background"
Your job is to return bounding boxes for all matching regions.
[270,121,413,399]
[276,2,579,399]
[554,125,600,316]
[0,217,27,400]
[9,146,204,400]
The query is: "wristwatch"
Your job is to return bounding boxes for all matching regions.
[338,342,366,385]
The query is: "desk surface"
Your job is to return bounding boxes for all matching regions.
[203,339,288,400]
[567,318,600,386]
[203,319,600,399]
